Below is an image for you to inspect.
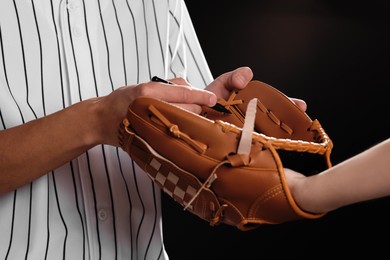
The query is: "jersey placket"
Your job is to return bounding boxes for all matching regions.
[59,1,115,259]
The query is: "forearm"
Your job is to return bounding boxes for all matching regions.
[0,99,101,194]
[291,138,390,213]
[0,79,232,195]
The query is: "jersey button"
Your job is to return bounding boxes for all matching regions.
[98,209,108,221]
[67,1,80,10]
[72,27,82,38]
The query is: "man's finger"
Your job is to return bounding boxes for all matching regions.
[205,67,253,98]
[142,82,217,107]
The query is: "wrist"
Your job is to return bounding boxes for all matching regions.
[67,98,105,148]
[85,96,125,147]
[285,168,321,214]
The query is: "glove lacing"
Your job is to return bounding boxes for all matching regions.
[217,90,243,111]
[185,98,259,225]
[147,99,258,223]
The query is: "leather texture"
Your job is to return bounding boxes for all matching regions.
[119,80,333,231]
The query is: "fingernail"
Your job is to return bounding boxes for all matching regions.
[209,95,217,106]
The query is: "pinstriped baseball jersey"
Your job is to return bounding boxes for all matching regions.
[0,0,213,259]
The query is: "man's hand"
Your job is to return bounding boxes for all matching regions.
[205,66,307,112]
[205,67,253,99]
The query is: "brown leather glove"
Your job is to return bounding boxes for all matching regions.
[119,80,333,231]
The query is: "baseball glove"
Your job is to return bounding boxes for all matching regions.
[119,80,333,231]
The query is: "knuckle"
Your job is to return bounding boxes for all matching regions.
[174,77,188,85]
[136,83,153,96]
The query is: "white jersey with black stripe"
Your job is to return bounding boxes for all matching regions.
[0,0,213,259]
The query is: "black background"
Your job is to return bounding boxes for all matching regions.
[162,1,390,259]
